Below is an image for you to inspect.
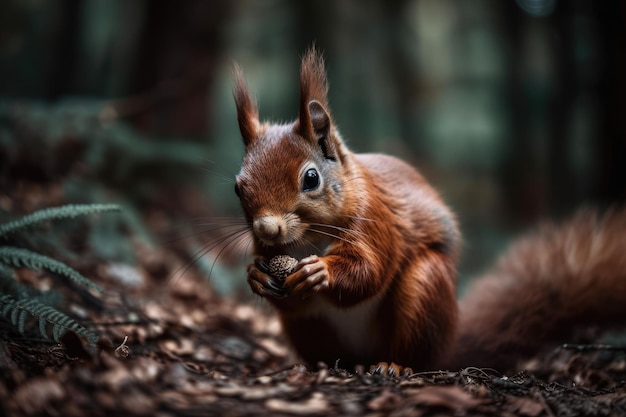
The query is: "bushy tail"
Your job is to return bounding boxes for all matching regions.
[446,208,626,372]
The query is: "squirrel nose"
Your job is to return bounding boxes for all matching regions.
[253,216,283,243]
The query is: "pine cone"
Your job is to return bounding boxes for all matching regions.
[268,255,298,280]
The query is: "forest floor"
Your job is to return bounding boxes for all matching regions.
[1,187,626,416]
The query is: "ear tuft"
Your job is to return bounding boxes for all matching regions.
[233,63,260,147]
[299,47,329,110]
[297,47,331,139]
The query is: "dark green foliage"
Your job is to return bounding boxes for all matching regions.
[0,204,120,238]
[0,204,121,344]
[0,247,102,292]
[0,100,214,206]
[1,100,220,261]
[0,294,98,344]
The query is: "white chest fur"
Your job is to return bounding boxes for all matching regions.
[298,294,382,356]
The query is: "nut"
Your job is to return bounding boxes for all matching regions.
[268,255,298,280]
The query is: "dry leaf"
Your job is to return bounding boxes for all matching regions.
[265,392,329,415]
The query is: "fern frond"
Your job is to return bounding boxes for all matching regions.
[0,247,102,292]
[0,294,98,344]
[0,262,14,281]
[0,204,121,238]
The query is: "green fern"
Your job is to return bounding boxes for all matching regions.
[0,294,98,344]
[0,203,122,345]
[0,204,121,238]
[0,247,102,292]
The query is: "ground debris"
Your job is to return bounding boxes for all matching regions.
[3,259,626,417]
[2,186,626,416]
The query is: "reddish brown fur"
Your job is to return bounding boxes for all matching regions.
[233,64,261,147]
[445,208,626,371]
[233,48,626,373]
[265,152,460,370]
[296,47,330,137]
[234,48,459,371]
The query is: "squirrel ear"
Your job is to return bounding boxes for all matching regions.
[296,47,329,139]
[307,100,338,160]
[233,63,260,147]
[308,100,330,139]
[296,48,339,160]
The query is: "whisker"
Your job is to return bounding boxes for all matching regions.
[305,227,393,264]
[307,222,369,241]
[198,160,237,184]
[308,222,411,266]
[170,225,251,284]
[188,216,248,224]
[190,221,249,229]
[199,168,235,183]
[309,222,367,233]
[338,175,367,188]
[165,222,250,245]
[306,228,358,246]
[346,215,377,223]
[189,221,249,233]
[291,234,324,255]
[204,227,252,280]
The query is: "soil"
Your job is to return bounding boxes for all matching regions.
[1,187,626,416]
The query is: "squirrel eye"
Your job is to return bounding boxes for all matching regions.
[302,168,320,192]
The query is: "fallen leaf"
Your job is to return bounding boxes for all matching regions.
[265,392,329,415]
[367,388,404,411]
[13,377,65,415]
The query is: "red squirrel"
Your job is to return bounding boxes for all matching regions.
[232,48,626,375]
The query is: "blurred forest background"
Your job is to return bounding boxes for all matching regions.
[1,0,625,290]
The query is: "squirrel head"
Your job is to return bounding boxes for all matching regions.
[233,48,353,252]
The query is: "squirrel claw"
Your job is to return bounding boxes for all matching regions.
[370,362,412,378]
[247,262,287,299]
[254,257,270,274]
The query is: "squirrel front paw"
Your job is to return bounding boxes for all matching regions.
[247,255,329,300]
[283,255,330,297]
[247,258,287,299]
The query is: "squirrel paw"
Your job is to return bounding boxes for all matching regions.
[370,362,413,378]
[247,258,287,299]
[284,255,330,297]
